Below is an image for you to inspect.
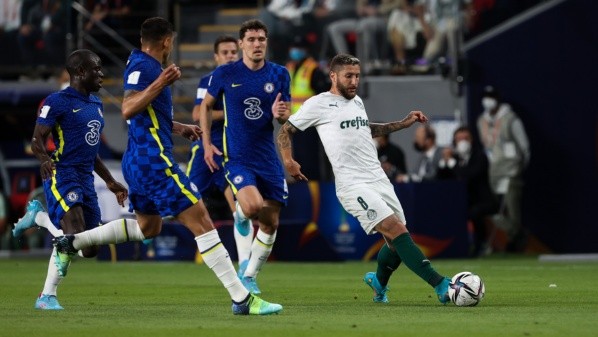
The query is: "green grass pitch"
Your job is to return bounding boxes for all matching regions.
[1,256,597,337]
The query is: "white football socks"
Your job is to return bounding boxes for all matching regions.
[196,229,248,302]
[72,219,144,250]
[243,229,277,278]
[41,247,63,296]
[34,211,63,237]
[233,211,254,263]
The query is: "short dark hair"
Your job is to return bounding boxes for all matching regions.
[330,54,360,72]
[213,35,238,53]
[141,17,174,44]
[239,19,268,40]
[65,49,98,77]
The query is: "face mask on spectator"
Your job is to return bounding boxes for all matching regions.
[289,48,306,61]
[482,97,497,110]
[455,140,471,156]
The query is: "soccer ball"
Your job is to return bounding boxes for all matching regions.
[448,271,485,306]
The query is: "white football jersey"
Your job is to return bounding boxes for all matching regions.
[289,91,387,190]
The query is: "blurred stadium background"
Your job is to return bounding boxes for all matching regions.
[0,0,597,261]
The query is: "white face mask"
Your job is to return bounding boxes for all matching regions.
[455,140,471,156]
[482,97,497,110]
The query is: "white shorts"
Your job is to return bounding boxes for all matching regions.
[336,179,406,235]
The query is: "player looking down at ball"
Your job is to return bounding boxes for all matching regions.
[277,53,451,304]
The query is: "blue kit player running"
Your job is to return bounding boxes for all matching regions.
[199,19,292,295]
[187,35,255,269]
[49,17,282,315]
[12,49,129,310]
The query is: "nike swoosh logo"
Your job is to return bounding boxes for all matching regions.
[283,195,289,199]
[231,83,242,87]
[72,108,82,112]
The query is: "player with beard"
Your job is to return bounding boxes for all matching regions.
[46,17,282,315]
[277,53,452,304]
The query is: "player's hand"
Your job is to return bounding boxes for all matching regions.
[402,110,428,127]
[106,180,128,207]
[180,124,202,141]
[159,64,181,87]
[203,144,220,173]
[272,92,289,119]
[39,160,55,181]
[285,159,308,182]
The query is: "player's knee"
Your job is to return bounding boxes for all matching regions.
[80,246,98,258]
[242,203,262,219]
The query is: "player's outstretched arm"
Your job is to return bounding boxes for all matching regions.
[370,110,428,137]
[93,155,128,207]
[277,121,307,182]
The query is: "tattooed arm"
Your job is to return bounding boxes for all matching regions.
[277,121,308,181]
[370,111,429,138]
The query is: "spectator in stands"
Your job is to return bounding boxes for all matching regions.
[437,125,499,256]
[410,0,474,73]
[321,0,400,74]
[0,0,22,68]
[285,35,330,180]
[17,0,67,68]
[386,0,426,75]
[477,85,530,252]
[83,0,133,61]
[259,0,316,64]
[375,134,407,181]
[396,124,442,182]
[84,0,132,33]
[286,35,329,113]
[305,0,357,61]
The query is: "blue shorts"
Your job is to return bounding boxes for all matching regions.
[43,168,101,230]
[187,143,227,195]
[224,161,288,205]
[123,161,202,217]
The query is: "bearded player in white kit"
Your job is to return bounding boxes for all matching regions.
[277,54,452,304]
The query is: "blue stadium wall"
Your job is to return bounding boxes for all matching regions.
[464,0,598,253]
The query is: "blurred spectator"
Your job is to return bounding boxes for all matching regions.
[476,85,530,252]
[306,0,357,61]
[84,0,133,61]
[320,0,400,74]
[410,0,474,73]
[437,125,499,256]
[386,0,426,74]
[286,35,329,113]
[397,124,442,182]
[17,0,68,68]
[285,35,331,180]
[84,0,132,34]
[375,134,407,181]
[0,0,22,67]
[259,0,316,64]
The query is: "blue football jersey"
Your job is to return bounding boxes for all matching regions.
[122,49,175,171]
[195,71,224,149]
[207,59,291,168]
[36,87,104,172]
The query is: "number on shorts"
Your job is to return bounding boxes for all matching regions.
[357,196,368,210]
